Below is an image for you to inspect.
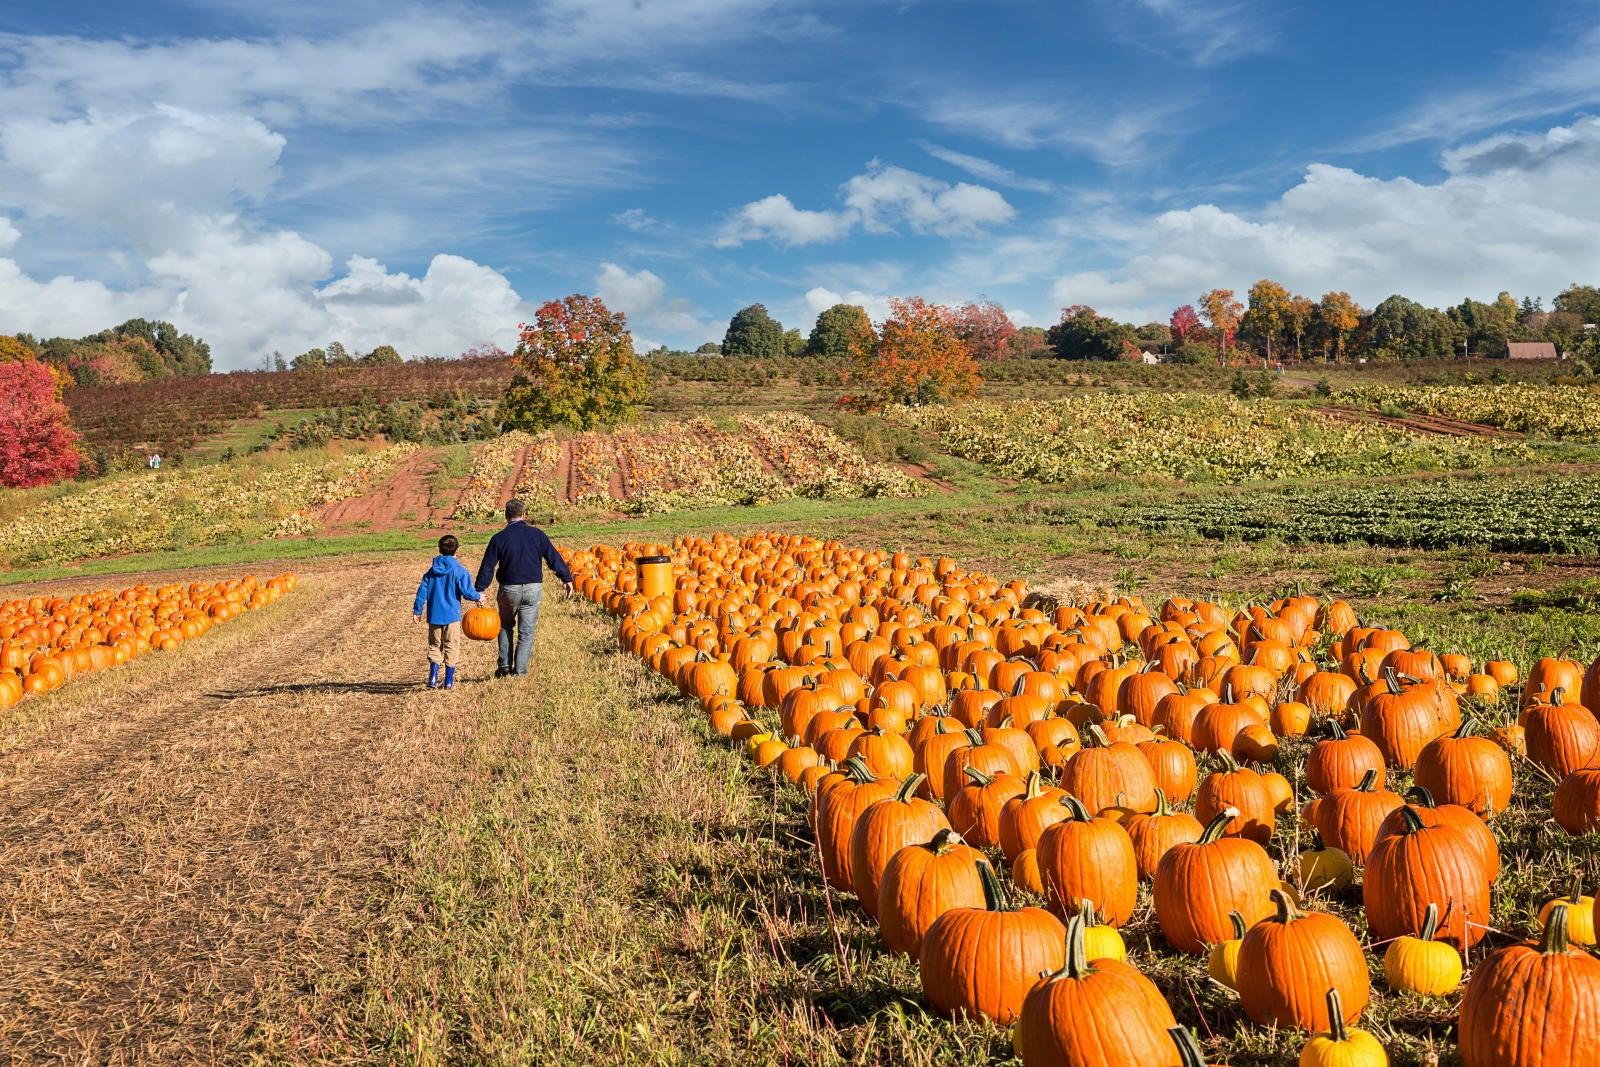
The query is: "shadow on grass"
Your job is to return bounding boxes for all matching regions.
[207,680,421,698]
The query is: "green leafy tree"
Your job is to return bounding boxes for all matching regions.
[806,303,877,360]
[291,347,327,371]
[362,344,402,364]
[1046,305,1135,361]
[782,328,806,357]
[721,303,786,358]
[1368,295,1455,360]
[498,293,650,431]
[1554,284,1600,325]
[694,341,722,354]
[1008,325,1050,358]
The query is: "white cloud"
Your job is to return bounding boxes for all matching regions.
[802,285,893,324]
[718,162,1014,247]
[0,217,18,252]
[597,262,712,339]
[842,161,1015,236]
[914,90,1194,166]
[612,208,659,232]
[715,194,854,247]
[1048,117,1600,323]
[1115,0,1281,66]
[916,141,1055,193]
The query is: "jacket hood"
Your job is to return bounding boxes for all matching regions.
[428,555,457,575]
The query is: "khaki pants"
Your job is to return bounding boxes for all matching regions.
[428,621,463,667]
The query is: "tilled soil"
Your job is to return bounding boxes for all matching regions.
[0,557,497,1064]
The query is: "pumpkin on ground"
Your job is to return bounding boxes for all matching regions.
[1458,903,1600,1067]
[1237,889,1370,1032]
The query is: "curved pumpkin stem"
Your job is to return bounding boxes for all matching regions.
[1085,723,1111,749]
[1382,666,1404,696]
[929,828,964,854]
[963,765,994,788]
[842,755,876,784]
[1324,988,1349,1043]
[1269,887,1299,925]
[1169,1027,1207,1067]
[1078,898,1097,928]
[1326,719,1349,741]
[893,773,926,804]
[1544,902,1573,954]
[1151,787,1171,818]
[1419,902,1439,943]
[1055,912,1092,980]
[1059,793,1094,822]
[1022,770,1046,800]
[1215,749,1241,774]
[976,857,1009,912]
[1396,805,1426,835]
[1228,909,1247,940]
[963,727,985,745]
[1406,785,1438,808]
[1355,768,1379,793]
[1553,687,1567,707]
[1199,808,1238,844]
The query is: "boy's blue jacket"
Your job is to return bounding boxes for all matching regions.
[414,555,481,624]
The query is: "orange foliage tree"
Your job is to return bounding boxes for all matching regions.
[842,297,979,410]
[497,294,650,431]
[1199,288,1244,366]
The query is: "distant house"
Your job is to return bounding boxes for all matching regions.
[1133,339,1167,364]
[1505,341,1558,360]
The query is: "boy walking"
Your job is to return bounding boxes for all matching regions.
[413,534,482,689]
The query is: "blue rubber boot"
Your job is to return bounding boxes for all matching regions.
[443,666,457,690]
[427,662,440,688]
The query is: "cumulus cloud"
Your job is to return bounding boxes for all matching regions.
[717,161,1014,247]
[612,208,659,231]
[802,285,893,324]
[1049,116,1600,323]
[597,262,712,338]
[715,194,854,247]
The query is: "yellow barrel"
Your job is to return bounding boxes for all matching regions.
[638,555,674,600]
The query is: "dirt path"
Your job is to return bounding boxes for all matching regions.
[315,448,459,534]
[0,557,500,1063]
[1317,404,1522,438]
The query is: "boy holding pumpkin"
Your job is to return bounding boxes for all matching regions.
[413,534,482,689]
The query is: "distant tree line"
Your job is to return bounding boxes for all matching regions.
[5,319,213,388]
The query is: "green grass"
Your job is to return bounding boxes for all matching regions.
[186,408,323,464]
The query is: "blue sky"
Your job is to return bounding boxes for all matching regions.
[2,0,1599,367]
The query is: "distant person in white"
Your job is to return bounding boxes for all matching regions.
[148,453,162,470]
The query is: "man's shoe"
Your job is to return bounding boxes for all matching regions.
[494,666,509,678]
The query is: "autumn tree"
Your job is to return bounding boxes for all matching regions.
[0,357,81,487]
[0,335,36,364]
[806,303,876,360]
[1285,295,1316,360]
[951,300,1018,361]
[842,296,979,409]
[1241,279,1291,362]
[1008,325,1050,357]
[1198,289,1243,365]
[498,294,650,431]
[362,344,402,364]
[1316,291,1361,361]
[1047,305,1135,361]
[721,303,786,358]
[1169,305,1202,346]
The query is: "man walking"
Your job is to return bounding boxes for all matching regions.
[474,499,573,677]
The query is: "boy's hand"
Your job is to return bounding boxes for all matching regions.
[413,613,423,622]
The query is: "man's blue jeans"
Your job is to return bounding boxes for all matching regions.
[496,583,544,675]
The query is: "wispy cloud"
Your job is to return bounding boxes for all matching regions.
[913,89,1197,166]
[1106,0,1282,66]
[915,141,1055,193]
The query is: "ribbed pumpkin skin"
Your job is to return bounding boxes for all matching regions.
[1459,908,1600,1067]
[1522,700,1600,779]
[876,834,986,956]
[462,605,501,641]
[1153,830,1277,954]
[1414,730,1513,817]
[918,905,1065,1024]
[1037,807,1139,927]
[999,775,1069,861]
[1194,763,1275,844]
[1365,819,1490,949]
[1013,959,1179,1067]
[1374,799,1501,882]
[1305,729,1386,795]
[948,771,1026,849]
[1126,804,1204,881]
[850,779,950,917]
[814,773,899,892]
[1236,897,1370,1031]
[1304,775,1403,863]
[1138,739,1198,804]
[1554,768,1600,835]
[1058,743,1157,816]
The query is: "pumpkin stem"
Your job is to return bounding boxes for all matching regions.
[1543,901,1573,954]
[1228,910,1247,940]
[1199,808,1238,844]
[1570,873,1585,906]
[963,765,994,788]
[842,755,876,784]
[963,727,985,745]
[1059,793,1094,822]
[1383,666,1403,696]
[1269,887,1299,925]
[1085,723,1111,748]
[1169,1027,1208,1067]
[1057,912,1093,980]
[893,773,926,804]
[1355,768,1378,793]
[1406,785,1438,808]
[1397,806,1426,835]
[1553,687,1567,707]
[1078,898,1096,927]
[1152,787,1171,818]
[1215,749,1240,773]
[1326,719,1348,740]
[1325,988,1349,1043]
[1420,902,1439,943]
[976,857,1009,913]
[929,828,963,854]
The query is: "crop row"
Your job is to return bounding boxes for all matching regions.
[1341,383,1600,438]
[1109,473,1600,553]
[888,395,1533,485]
[0,445,416,567]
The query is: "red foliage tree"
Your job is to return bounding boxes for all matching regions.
[0,358,82,487]
[1170,305,1202,345]
[951,300,1018,361]
[843,297,980,409]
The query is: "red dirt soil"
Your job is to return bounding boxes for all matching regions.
[314,448,457,535]
[1317,405,1523,438]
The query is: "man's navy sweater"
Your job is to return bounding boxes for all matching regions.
[474,520,573,590]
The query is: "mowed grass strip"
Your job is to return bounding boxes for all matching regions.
[280,598,1006,1065]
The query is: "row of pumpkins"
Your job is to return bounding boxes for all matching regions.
[0,572,298,710]
[568,533,1600,1067]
